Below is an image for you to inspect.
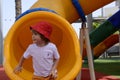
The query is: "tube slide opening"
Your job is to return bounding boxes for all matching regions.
[4,11,82,80]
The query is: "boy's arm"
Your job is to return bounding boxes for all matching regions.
[13,56,26,73]
[50,59,59,77]
[52,59,59,71]
[18,56,26,67]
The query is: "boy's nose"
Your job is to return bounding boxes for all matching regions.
[32,35,35,39]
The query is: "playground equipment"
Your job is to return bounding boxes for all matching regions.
[4,0,118,80]
[4,11,82,80]
[30,0,114,23]
[83,10,120,59]
[93,34,119,59]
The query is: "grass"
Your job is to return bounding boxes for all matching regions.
[83,56,120,78]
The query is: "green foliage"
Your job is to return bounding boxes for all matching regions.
[114,31,120,34]
[93,22,100,29]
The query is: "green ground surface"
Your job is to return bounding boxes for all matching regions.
[83,56,120,78]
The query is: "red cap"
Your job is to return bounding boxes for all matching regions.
[30,21,52,40]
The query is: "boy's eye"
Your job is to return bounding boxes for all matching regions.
[32,31,38,35]
[31,30,39,35]
[34,32,38,35]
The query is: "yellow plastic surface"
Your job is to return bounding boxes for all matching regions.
[31,0,114,23]
[4,11,82,80]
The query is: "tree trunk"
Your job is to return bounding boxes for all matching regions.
[15,0,21,19]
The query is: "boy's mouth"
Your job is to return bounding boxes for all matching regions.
[32,38,37,42]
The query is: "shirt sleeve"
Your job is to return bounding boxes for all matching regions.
[53,45,60,60]
[23,45,32,59]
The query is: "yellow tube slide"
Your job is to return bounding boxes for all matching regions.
[31,0,114,23]
[4,11,82,80]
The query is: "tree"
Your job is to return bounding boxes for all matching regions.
[15,0,21,19]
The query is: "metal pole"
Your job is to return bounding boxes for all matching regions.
[118,0,120,55]
[87,13,93,32]
[76,25,84,80]
[86,14,96,80]
[116,0,120,55]
[0,0,3,64]
[84,27,96,80]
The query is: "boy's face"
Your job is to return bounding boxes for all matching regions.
[31,30,43,45]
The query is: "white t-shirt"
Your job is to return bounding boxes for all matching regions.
[23,42,60,77]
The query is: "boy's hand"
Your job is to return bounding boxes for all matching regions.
[50,70,57,78]
[13,65,22,74]
[13,56,25,74]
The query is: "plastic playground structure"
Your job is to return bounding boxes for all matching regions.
[4,0,120,80]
